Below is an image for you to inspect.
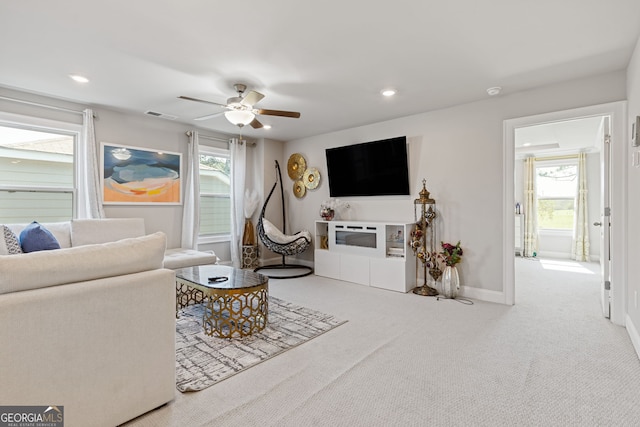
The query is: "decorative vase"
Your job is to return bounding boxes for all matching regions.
[242,218,255,245]
[320,208,335,221]
[441,265,460,299]
[242,244,259,269]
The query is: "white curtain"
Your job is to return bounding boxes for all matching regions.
[181,131,201,249]
[229,138,246,268]
[572,153,590,261]
[77,108,105,219]
[523,157,538,257]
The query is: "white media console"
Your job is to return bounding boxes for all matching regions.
[314,220,417,293]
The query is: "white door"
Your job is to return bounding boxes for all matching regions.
[598,116,611,318]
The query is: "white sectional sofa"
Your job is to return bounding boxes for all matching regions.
[3,217,217,269]
[0,218,216,426]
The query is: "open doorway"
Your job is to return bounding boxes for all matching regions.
[503,101,626,325]
[513,116,606,310]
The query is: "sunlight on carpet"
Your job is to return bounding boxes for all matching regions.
[175,296,346,392]
[539,259,596,274]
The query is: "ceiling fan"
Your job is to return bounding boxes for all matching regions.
[179,83,301,128]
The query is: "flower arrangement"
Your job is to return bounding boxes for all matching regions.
[437,241,463,267]
[320,207,335,221]
[320,199,350,221]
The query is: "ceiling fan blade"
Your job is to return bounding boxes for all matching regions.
[194,112,225,121]
[178,95,227,107]
[256,109,301,118]
[250,117,264,129]
[241,90,265,107]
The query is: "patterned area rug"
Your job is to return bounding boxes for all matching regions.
[176,296,347,392]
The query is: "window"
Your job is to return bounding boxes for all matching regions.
[199,147,231,237]
[0,123,76,223]
[536,161,577,230]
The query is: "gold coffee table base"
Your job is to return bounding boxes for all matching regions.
[176,282,206,317]
[203,284,268,338]
[175,265,269,338]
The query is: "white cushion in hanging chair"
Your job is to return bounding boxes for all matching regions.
[262,218,311,245]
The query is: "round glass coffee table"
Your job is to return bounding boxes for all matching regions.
[175,265,269,338]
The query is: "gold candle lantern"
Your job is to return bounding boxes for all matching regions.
[412,179,439,296]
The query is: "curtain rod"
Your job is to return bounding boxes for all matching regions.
[533,154,580,161]
[186,131,255,146]
[0,95,84,115]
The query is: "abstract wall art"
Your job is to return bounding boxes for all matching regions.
[101,142,182,205]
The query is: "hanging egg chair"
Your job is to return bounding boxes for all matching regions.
[254,160,313,278]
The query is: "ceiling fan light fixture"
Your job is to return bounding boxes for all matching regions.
[225,110,255,126]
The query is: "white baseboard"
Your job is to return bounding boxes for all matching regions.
[259,257,314,269]
[626,314,640,360]
[537,251,571,259]
[459,285,506,305]
[536,251,600,262]
[257,256,280,266]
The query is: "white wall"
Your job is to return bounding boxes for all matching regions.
[253,138,286,264]
[626,36,640,355]
[285,71,626,296]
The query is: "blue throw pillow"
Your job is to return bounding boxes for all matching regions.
[19,221,61,253]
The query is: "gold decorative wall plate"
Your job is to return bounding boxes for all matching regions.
[287,153,306,180]
[293,180,306,198]
[303,167,320,189]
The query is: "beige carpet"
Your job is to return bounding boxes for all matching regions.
[176,297,347,392]
[124,257,640,426]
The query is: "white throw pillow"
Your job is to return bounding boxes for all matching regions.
[262,219,311,244]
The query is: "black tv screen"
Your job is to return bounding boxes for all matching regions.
[325,136,410,197]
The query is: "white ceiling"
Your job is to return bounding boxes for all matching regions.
[515,116,605,157]
[1,1,639,142]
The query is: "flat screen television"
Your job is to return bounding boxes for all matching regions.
[325,136,410,197]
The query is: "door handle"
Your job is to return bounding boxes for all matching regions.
[593,222,602,226]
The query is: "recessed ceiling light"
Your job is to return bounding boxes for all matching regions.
[69,74,89,83]
[381,89,397,97]
[263,124,272,130]
[486,86,501,96]
[523,143,531,147]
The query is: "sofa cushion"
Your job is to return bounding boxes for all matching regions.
[7,222,72,249]
[0,226,23,255]
[71,218,146,247]
[19,221,61,253]
[263,218,311,244]
[163,247,217,269]
[0,232,167,295]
